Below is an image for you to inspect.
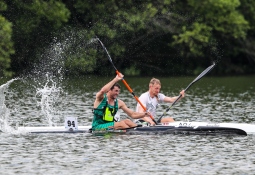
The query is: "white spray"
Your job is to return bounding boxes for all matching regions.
[0,79,18,133]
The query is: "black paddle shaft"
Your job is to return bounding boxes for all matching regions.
[157,63,216,123]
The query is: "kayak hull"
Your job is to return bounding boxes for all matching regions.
[16,121,254,136]
[92,125,247,136]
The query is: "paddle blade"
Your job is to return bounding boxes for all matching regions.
[184,63,216,92]
[192,63,215,83]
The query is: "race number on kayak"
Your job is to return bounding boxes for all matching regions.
[65,117,78,131]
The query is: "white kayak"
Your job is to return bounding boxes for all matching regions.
[17,125,92,133]
[165,121,255,134]
[16,120,255,135]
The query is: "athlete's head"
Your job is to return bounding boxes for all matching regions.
[149,78,161,96]
[108,83,121,99]
[110,83,121,90]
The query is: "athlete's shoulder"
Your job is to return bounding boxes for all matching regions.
[158,93,165,97]
[140,91,149,97]
[157,93,166,102]
[117,99,125,107]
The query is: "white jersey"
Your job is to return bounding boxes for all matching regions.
[136,91,166,117]
[114,111,120,122]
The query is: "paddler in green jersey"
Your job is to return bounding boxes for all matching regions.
[92,73,151,131]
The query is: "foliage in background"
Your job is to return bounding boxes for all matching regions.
[0,0,255,77]
[1,0,70,76]
[0,1,14,77]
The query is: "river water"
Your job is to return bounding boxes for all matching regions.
[0,75,255,175]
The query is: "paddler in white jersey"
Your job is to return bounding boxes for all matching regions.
[135,78,185,125]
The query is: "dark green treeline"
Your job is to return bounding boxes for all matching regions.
[1,0,255,77]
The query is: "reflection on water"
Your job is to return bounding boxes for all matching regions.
[0,75,255,174]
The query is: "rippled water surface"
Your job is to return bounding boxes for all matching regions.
[0,76,255,175]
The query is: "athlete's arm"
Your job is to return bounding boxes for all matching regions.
[164,90,185,103]
[119,100,150,119]
[137,105,154,123]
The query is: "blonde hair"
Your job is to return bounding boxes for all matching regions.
[149,78,161,86]
[149,78,160,101]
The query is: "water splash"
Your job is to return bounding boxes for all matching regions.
[88,38,98,45]
[0,79,19,133]
[30,32,98,126]
[19,29,98,127]
[29,35,68,126]
[35,74,63,127]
